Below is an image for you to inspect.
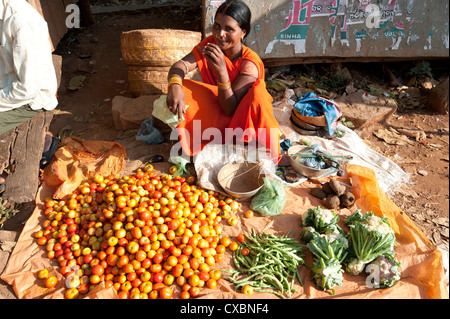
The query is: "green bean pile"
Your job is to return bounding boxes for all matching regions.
[226,229,305,298]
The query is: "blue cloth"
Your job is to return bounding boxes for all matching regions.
[280,139,291,153]
[136,117,164,144]
[294,93,340,136]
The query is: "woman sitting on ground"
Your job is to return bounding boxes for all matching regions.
[166,0,280,162]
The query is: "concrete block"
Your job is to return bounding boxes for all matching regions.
[111,94,161,131]
[0,230,20,242]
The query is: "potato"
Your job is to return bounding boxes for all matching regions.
[339,192,355,208]
[329,179,346,196]
[322,194,340,209]
[321,182,335,195]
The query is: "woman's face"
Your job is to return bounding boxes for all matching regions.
[212,13,246,52]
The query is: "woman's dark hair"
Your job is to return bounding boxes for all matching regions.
[215,0,252,39]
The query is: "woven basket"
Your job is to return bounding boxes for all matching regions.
[121,29,202,67]
[290,110,322,130]
[127,66,201,97]
[127,66,170,96]
[292,108,327,127]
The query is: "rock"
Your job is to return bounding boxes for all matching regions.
[335,67,352,81]
[345,83,357,95]
[427,77,449,114]
[335,91,397,138]
[112,94,162,131]
[62,56,93,74]
[418,77,439,94]
[417,170,428,176]
[0,230,19,242]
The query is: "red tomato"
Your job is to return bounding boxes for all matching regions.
[152,253,164,264]
[198,270,210,282]
[92,264,104,276]
[152,272,164,284]
[189,286,200,298]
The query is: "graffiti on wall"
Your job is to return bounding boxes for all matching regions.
[266,0,416,54]
[207,0,449,55]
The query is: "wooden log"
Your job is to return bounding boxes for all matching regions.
[0,111,53,203]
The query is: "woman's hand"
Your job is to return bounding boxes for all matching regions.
[166,83,185,121]
[203,43,227,79]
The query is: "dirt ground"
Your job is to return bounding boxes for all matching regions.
[0,5,448,299]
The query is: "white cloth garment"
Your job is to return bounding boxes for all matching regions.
[0,0,58,112]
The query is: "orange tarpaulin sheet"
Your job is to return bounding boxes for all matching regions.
[1,163,447,299]
[42,136,126,199]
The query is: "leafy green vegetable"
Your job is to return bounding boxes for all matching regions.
[301,206,343,235]
[307,233,348,293]
[344,211,396,276]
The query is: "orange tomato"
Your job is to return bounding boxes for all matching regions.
[64,287,80,299]
[229,242,239,251]
[45,276,58,288]
[180,291,190,299]
[206,278,217,289]
[37,269,49,280]
[159,286,173,299]
[209,269,221,281]
[244,209,254,218]
[220,236,231,247]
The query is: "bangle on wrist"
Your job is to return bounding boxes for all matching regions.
[168,76,183,89]
[179,59,189,74]
[217,80,231,91]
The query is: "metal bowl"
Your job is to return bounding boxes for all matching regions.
[217,162,264,199]
[287,145,337,178]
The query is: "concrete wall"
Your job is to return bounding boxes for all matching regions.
[203,0,450,65]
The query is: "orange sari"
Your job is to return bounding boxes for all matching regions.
[176,35,280,162]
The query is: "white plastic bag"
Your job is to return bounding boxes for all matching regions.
[152,95,189,129]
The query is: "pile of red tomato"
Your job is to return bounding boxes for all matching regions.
[34,164,244,299]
